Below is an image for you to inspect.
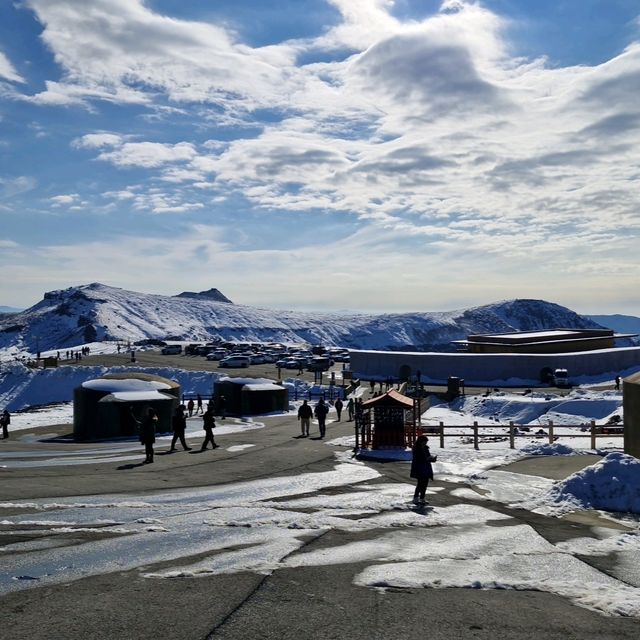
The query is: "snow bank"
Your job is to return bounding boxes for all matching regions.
[0,362,220,411]
[520,443,580,456]
[547,453,640,514]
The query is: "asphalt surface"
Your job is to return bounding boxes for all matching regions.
[1,358,638,639]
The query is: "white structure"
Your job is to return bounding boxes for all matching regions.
[349,346,640,385]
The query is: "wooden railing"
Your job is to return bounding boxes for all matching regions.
[419,420,623,450]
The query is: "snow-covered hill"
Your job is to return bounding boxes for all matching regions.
[588,314,640,342]
[0,282,604,355]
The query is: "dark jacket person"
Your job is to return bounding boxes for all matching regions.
[140,408,158,464]
[410,435,436,505]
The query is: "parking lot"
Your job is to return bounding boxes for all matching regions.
[59,347,350,388]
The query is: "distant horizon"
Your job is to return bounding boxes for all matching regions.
[1,1,639,315]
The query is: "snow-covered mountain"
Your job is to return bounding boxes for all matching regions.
[588,314,640,341]
[0,282,605,354]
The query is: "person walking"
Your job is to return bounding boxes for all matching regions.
[140,408,158,464]
[170,405,191,451]
[346,397,355,421]
[410,435,437,505]
[314,398,329,439]
[200,408,218,450]
[217,395,226,420]
[297,399,312,437]
[615,375,621,391]
[334,397,343,421]
[196,394,204,414]
[187,398,195,417]
[1,409,10,439]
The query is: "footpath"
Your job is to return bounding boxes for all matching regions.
[2,410,639,640]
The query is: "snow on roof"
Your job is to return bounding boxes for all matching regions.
[82,378,171,392]
[218,377,277,386]
[362,389,413,408]
[546,452,640,514]
[243,383,285,392]
[99,390,174,402]
[490,330,574,339]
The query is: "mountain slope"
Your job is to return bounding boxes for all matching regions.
[588,314,640,341]
[0,283,605,354]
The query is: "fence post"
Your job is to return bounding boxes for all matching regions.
[473,421,479,450]
[548,421,554,444]
[590,420,596,450]
[439,421,445,449]
[355,418,359,450]
[509,421,515,449]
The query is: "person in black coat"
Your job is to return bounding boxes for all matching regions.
[297,399,313,437]
[314,399,329,438]
[1,409,10,439]
[170,405,191,451]
[140,408,158,464]
[410,435,437,504]
[201,408,218,450]
[334,398,343,421]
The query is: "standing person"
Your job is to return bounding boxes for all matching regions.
[187,398,195,417]
[196,394,204,414]
[297,399,312,437]
[170,405,191,452]
[334,397,343,421]
[410,435,437,505]
[615,375,621,391]
[123,405,140,437]
[1,409,10,439]
[140,408,158,464]
[201,408,218,450]
[346,397,355,421]
[314,398,329,439]
[217,395,226,420]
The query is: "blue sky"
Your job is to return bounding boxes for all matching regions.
[1,0,639,315]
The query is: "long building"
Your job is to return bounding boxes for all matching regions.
[453,328,635,354]
[349,346,640,385]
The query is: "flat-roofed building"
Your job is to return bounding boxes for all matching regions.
[453,328,636,354]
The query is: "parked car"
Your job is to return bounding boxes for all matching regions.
[250,354,266,364]
[206,350,228,361]
[161,344,182,355]
[553,368,570,387]
[219,355,250,368]
[307,356,334,372]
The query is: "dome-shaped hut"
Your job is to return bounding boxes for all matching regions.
[73,372,180,441]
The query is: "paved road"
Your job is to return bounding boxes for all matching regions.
[2,409,639,639]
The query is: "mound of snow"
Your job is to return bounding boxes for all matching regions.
[547,453,640,514]
[521,443,579,456]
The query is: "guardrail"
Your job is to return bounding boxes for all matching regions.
[419,420,623,450]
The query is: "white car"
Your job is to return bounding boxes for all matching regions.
[219,355,250,368]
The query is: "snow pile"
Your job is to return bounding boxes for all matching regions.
[546,453,640,514]
[520,442,580,456]
[0,362,219,411]
[426,389,623,427]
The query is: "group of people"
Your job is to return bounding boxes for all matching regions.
[295,396,359,438]
[136,402,223,464]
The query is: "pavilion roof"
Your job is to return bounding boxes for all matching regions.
[362,389,414,409]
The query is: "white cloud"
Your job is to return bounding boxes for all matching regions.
[0,50,25,84]
[96,142,197,169]
[50,193,80,207]
[73,133,124,149]
[24,0,302,111]
[0,176,36,198]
